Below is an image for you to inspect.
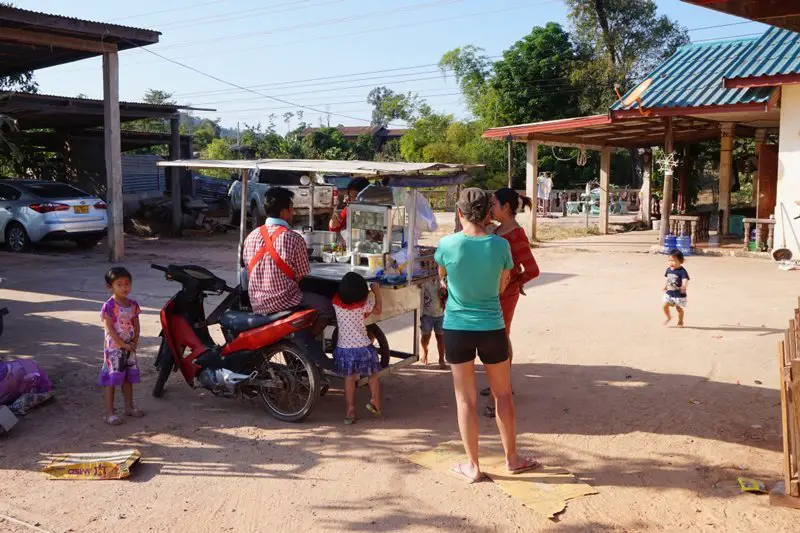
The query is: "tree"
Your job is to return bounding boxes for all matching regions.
[367,86,420,126]
[492,23,580,124]
[565,0,689,113]
[0,3,37,93]
[301,127,353,159]
[192,119,221,152]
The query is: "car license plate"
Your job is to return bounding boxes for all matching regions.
[74,205,89,214]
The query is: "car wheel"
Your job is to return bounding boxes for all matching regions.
[74,236,101,249]
[5,223,31,253]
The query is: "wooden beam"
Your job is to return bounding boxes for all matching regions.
[768,87,782,111]
[0,27,118,53]
[528,133,607,150]
[525,141,538,243]
[642,149,652,226]
[719,123,735,235]
[103,51,124,262]
[506,135,513,188]
[599,148,611,235]
[659,117,674,247]
[725,73,800,89]
[170,117,182,235]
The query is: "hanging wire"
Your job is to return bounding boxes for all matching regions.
[551,146,576,162]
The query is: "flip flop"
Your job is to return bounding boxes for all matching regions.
[483,405,496,418]
[479,387,492,397]
[125,408,145,418]
[507,457,542,475]
[449,463,486,484]
[344,416,356,425]
[366,402,381,417]
[105,415,123,426]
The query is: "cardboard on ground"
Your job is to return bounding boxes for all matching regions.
[408,438,597,519]
[42,449,141,480]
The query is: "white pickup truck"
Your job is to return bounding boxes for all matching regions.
[228,168,335,229]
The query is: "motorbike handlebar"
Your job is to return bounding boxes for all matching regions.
[151,264,169,273]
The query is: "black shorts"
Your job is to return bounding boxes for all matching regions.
[443,329,509,366]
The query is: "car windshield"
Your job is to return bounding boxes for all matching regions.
[21,183,91,199]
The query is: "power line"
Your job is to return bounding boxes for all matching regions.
[162,0,344,31]
[125,39,383,125]
[110,0,232,22]
[158,0,465,52]
[189,76,573,107]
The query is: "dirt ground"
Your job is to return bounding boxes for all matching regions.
[0,231,798,533]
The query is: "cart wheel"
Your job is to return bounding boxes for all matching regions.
[330,324,391,368]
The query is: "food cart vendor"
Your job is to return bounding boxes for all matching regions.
[329,177,371,233]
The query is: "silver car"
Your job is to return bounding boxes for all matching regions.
[0,179,108,252]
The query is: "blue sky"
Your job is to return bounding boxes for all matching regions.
[16,0,770,129]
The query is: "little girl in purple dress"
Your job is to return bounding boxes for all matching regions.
[100,267,145,426]
[332,272,383,425]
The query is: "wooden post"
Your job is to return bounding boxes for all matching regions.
[507,135,513,189]
[719,123,735,235]
[103,51,123,262]
[659,118,674,246]
[642,148,652,226]
[170,117,182,235]
[599,147,611,235]
[525,141,538,243]
[754,128,766,218]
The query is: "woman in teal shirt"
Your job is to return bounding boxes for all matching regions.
[435,188,540,482]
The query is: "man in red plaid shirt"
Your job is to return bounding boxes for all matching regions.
[243,187,333,336]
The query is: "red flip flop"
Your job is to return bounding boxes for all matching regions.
[507,457,542,475]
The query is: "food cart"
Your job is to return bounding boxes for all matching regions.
[158,159,478,388]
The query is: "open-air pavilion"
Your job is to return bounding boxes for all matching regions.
[0,6,165,261]
[484,32,787,253]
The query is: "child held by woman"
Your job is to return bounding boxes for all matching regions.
[100,267,144,426]
[332,272,383,425]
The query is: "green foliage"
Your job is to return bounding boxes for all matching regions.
[367,86,420,126]
[565,0,689,113]
[301,127,353,159]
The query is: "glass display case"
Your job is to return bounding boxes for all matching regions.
[346,202,406,256]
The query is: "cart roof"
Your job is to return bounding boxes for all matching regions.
[157,158,482,176]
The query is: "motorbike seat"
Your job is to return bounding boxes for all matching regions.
[219,310,294,333]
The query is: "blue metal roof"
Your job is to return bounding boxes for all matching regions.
[611,37,773,111]
[723,26,800,80]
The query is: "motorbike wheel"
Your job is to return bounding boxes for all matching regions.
[256,341,321,423]
[152,338,174,398]
[330,323,391,368]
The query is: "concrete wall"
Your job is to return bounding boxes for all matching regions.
[776,84,800,256]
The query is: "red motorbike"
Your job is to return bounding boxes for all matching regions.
[151,263,324,422]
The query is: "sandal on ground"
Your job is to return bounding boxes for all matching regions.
[366,402,381,417]
[438,360,448,370]
[105,414,123,426]
[483,405,496,418]
[507,457,542,474]
[125,408,145,418]
[344,416,356,425]
[449,463,486,484]
[479,387,491,397]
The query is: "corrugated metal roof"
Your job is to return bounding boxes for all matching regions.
[0,5,159,37]
[723,26,800,80]
[611,37,773,111]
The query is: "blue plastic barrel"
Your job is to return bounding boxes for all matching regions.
[663,234,677,254]
[676,235,692,256]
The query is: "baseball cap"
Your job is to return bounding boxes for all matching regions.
[456,187,489,223]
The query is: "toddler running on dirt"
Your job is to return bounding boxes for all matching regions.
[663,250,690,327]
[100,267,145,425]
[332,272,383,425]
